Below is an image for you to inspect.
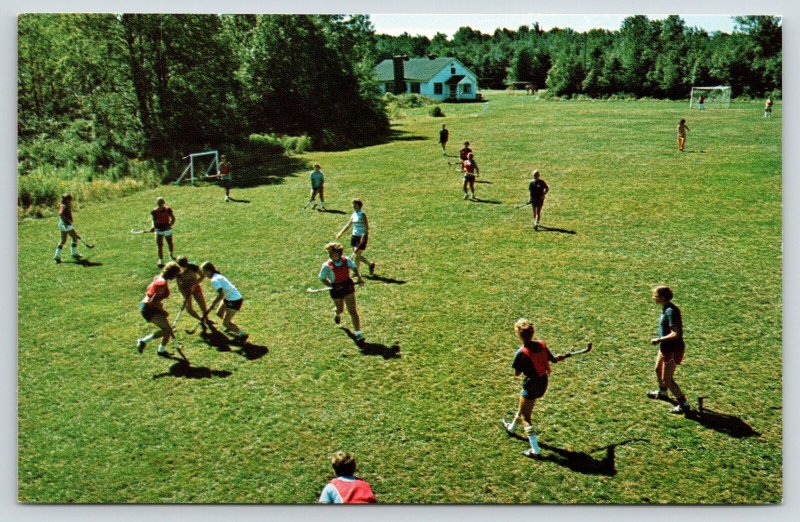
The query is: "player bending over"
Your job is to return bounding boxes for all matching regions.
[201,261,249,342]
[175,256,211,331]
[136,262,182,357]
[503,318,591,457]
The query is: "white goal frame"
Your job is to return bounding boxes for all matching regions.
[689,86,731,109]
[174,150,220,185]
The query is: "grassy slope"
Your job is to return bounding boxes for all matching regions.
[18,94,781,503]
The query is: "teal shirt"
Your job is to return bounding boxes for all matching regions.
[351,210,367,236]
[658,302,685,352]
[310,170,324,189]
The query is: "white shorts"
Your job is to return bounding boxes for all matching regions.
[154,229,173,237]
[58,221,74,233]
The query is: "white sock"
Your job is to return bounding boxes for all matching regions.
[141,334,155,343]
[525,426,540,453]
[157,344,167,353]
[70,243,77,256]
[507,420,518,432]
[355,330,363,337]
[54,246,62,258]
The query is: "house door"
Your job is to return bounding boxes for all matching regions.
[448,84,457,99]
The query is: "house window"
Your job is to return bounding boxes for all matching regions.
[410,83,421,94]
[462,84,472,94]
[385,82,393,92]
[434,83,443,95]
[451,67,456,74]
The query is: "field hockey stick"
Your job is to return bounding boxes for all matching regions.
[515,200,532,209]
[76,235,95,248]
[130,227,153,234]
[566,342,593,357]
[307,287,330,293]
[170,303,190,363]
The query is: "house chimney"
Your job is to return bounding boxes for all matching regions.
[392,55,406,94]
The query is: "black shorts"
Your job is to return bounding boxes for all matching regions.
[351,235,368,250]
[521,374,549,399]
[224,298,244,311]
[531,197,544,208]
[330,279,355,300]
[140,302,162,322]
[464,174,476,182]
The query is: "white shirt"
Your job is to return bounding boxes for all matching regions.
[210,273,242,301]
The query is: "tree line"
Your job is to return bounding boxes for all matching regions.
[18,14,780,177]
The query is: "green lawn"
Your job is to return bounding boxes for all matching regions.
[17,93,782,503]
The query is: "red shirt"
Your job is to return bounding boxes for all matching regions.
[520,341,551,377]
[459,147,472,160]
[151,206,174,230]
[329,477,376,504]
[145,275,169,305]
[326,257,352,284]
[462,159,477,174]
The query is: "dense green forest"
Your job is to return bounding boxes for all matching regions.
[18,14,780,207]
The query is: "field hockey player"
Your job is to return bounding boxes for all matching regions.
[136,262,182,357]
[335,198,376,276]
[151,197,176,268]
[319,242,365,342]
[53,193,83,263]
[200,261,249,342]
[503,318,591,457]
[648,285,691,414]
[528,170,549,230]
[318,451,376,504]
[175,256,211,332]
[462,153,479,199]
[303,163,326,210]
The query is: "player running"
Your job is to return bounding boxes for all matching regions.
[218,155,233,201]
[459,141,472,161]
[318,451,376,504]
[336,199,376,276]
[462,153,479,199]
[201,261,249,342]
[319,242,365,342]
[303,163,326,210]
[175,256,211,331]
[502,318,591,457]
[677,119,690,152]
[53,193,83,263]
[647,285,692,414]
[528,170,549,230]
[151,197,176,268]
[136,262,182,357]
[438,124,449,155]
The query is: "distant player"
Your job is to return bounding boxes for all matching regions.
[647,286,692,414]
[53,193,82,263]
[461,152,479,199]
[438,124,449,155]
[676,119,689,152]
[304,163,326,210]
[136,262,182,357]
[528,170,549,230]
[318,451,376,504]
[218,155,233,201]
[175,256,211,331]
[336,199,376,276]
[459,141,473,161]
[697,94,705,110]
[201,261,249,342]
[319,241,365,342]
[764,97,773,118]
[151,197,176,268]
[502,318,590,457]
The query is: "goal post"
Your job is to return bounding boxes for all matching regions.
[689,86,731,109]
[174,151,220,185]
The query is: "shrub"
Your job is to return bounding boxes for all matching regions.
[429,106,445,117]
[248,133,312,155]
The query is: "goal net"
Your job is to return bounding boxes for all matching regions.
[174,151,220,185]
[689,86,731,109]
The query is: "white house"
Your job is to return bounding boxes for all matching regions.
[374,56,480,101]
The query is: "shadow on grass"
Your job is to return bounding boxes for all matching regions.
[341,328,401,359]
[524,438,646,476]
[536,224,577,235]
[685,398,760,438]
[475,179,493,184]
[221,155,308,190]
[225,197,251,204]
[313,208,348,215]
[60,259,103,267]
[386,128,428,142]
[365,274,407,285]
[470,198,502,204]
[152,358,232,380]
[198,326,269,360]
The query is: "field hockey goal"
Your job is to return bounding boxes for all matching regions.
[174,151,220,185]
[689,86,731,109]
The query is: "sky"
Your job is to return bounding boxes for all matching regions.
[369,14,740,38]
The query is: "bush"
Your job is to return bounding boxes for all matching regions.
[429,106,445,117]
[248,133,312,155]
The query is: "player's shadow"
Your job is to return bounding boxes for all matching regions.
[365,274,406,285]
[152,359,232,380]
[198,326,269,360]
[315,208,348,215]
[63,259,103,267]
[475,179,493,184]
[226,197,251,203]
[470,198,502,204]
[536,225,577,235]
[513,435,645,476]
[341,328,401,359]
[685,405,760,438]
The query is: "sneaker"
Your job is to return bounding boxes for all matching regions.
[334,314,341,325]
[671,403,691,415]
[647,389,669,400]
[157,350,170,358]
[501,419,515,434]
[369,262,376,276]
[239,332,249,343]
[523,448,541,458]
[354,332,365,342]
[71,253,83,261]
[464,193,469,199]
[136,339,146,354]
[534,224,539,231]
[54,257,62,264]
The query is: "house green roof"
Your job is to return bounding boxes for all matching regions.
[374,57,472,82]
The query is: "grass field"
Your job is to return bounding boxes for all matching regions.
[17,93,782,504]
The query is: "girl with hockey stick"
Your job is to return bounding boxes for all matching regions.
[175,256,211,332]
[136,262,182,357]
[502,318,592,457]
[201,261,249,342]
[319,242,365,342]
[336,199,376,276]
[462,153,479,200]
[151,197,176,268]
[53,193,83,263]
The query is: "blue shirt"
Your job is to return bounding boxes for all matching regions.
[658,302,685,352]
[310,170,324,188]
[351,210,367,237]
